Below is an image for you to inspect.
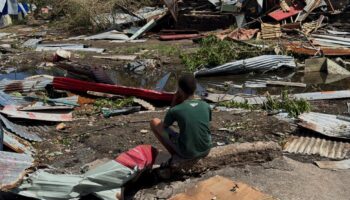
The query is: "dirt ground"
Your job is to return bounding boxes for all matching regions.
[35,109,293,173]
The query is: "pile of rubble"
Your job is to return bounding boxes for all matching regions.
[0,0,350,199]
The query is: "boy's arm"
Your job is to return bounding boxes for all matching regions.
[163,109,175,128]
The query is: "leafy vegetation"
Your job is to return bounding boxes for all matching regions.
[94,97,134,109]
[180,36,271,71]
[218,100,258,110]
[263,90,311,118]
[28,0,155,33]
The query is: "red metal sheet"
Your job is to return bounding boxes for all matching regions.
[268,5,303,21]
[53,77,174,103]
[116,145,158,170]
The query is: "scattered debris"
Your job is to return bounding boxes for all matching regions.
[125,59,159,74]
[56,123,67,131]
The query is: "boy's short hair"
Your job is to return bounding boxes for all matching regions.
[178,74,197,95]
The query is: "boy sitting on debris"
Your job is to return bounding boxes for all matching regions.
[150,74,212,160]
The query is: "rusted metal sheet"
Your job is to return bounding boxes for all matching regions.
[299,112,350,139]
[3,129,35,155]
[0,151,33,190]
[284,134,350,159]
[0,114,42,142]
[315,159,350,170]
[1,105,73,122]
[283,43,350,56]
[0,79,52,93]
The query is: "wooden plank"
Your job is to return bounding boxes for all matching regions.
[266,80,306,87]
[170,175,275,200]
[93,55,137,61]
[170,142,281,174]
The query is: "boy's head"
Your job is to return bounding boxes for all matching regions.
[178,74,197,96]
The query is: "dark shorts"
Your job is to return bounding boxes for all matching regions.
[160,128,185,157]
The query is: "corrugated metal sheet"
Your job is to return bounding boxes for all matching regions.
[18,161,135,200]
[0,91,18,106]
[315,159,350,170]
[284,134,350,159]
[1,105,73,122]
[0,151,33,190]
[0,114,42,142]
[3,129,35,155]
[299,112,350,139]
[84,31,129,40]
[194,55,296,77]
[0,79,52,93]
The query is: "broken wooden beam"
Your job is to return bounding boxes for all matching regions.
[171,141,281,174]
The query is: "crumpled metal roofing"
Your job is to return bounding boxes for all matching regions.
[299,112,350,139]
[194,55,296,77]
[284,134,350,159]
[0,114,43,142]
[0,79,52,93]
[3,129,36,155]
[18,161,135,200]
[0,151,33,190]
[0,90,18,106]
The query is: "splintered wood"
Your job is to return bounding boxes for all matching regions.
[170,176,275,200]
[261,23,282,39]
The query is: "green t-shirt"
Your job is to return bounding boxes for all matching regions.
[164,99,212,159]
